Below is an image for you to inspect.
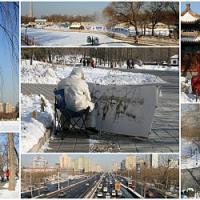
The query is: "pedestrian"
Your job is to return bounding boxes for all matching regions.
[91,58,96,68]
[131,59,135,68]
[127,59,130,69]
[86,59,90,67]
[83,59,86,67]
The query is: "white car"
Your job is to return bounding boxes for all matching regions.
[97,192,103,198]
[117,191,122,196]
[112,190,116,196]
[103,187,108,193]
[105,192,111,199]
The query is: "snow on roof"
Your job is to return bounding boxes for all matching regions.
[181,11,200,23]
[182,36,200,43]
[171,55,178,59]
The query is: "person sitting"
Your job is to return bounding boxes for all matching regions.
[57,68,97,132]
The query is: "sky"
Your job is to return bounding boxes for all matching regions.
[22,154,130,171]
[21,2,110,18]
[181,2,200,13]
[21,154,178,171]
[0,2,19,105]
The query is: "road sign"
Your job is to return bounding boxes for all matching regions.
[115,182,121,191]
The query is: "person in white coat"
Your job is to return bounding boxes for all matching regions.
[57,67,94,112]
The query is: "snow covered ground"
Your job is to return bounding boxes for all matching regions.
[21,60,165,85]
[0,180,19,199]
[21,94,53,153]
[181,76,200,103]
[182,138,200,169]
[0,121,19,132]
[21,28,133,47]
[134,64,178,71]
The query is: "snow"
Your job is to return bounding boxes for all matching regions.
[134,64,178,71]
[21,60,165,86]
[181,76,200,103]
[181,12,199,22]
[182,36,200,43]
[0,121,19,132]
[21,28,133,47]
[0,180,19,199]
[21,94,54,153]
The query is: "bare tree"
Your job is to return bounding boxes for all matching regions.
[103,2,144,35]
[8,133,16,191]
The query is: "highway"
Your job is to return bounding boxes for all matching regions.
[94,173,140,198]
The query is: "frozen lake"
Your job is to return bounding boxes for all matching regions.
[21,28,134,47]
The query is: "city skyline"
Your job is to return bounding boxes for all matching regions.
[22,154,179,171]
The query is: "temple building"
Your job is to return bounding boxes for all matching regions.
[181,3,200,73]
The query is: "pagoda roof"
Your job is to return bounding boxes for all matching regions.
[181,4,200,23]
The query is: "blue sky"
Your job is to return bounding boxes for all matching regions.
[181,2,200,13]
[0,2,19,105]
[21,2,109,18]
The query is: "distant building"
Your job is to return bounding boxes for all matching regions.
[59,154,71,169]
[170,55,179,66]
[35,19,47,25]
[120,159,126,171]
[32,156,48,168]
[125,155,136,170]
[0,102,3,113]
[150,154,159,168]
[70,22,84,30]
[4,103,15,113]
[112,162,120,172]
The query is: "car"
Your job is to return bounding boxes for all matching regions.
[112,190,116,197]
[97,192,103,198]
[105,192,111,199]
[103,187,108,193]
[58,191,66,198]
[117,191,122,196]
[85,183,90,186]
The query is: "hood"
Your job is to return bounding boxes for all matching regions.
[70,67,85,80]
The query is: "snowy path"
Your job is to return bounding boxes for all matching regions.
[21,28,134,47]
[21,69,179,152]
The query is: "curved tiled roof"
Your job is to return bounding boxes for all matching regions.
[181,4,200,23]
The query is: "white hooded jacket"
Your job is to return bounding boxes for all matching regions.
[57,68,94,112]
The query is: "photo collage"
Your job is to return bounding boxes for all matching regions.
[0,0,199,199]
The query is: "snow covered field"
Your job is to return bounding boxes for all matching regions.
[21,60,165,85]
[21,94,53,153]
[0,121,19,132]
[21,28,133,46]
[0,180,19,199]
[181,76,200,103]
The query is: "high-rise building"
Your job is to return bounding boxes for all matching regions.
[4,103,15,113]
[29,1,33,18]
[32,156,48,168]
[0,102,3,113]
[112,162,119,172]
[151,154,159,168]
[59,154,71,169]
[125,155,136,170]
[120,159,126,171]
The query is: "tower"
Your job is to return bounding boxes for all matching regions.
[29,1,33,18]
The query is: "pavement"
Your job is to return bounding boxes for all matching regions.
[21,68,179,153]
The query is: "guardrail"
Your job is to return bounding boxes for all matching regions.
[115,178,143,199]
[84,174,104,198]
